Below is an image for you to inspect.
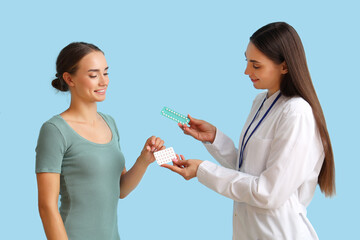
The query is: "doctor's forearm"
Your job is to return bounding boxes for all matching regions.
[203,129,238,169]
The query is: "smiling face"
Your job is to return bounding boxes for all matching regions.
[63,51,109,103]
[244,41,288,97]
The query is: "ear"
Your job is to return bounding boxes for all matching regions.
[62,72,75,87]
[281,61,288,74]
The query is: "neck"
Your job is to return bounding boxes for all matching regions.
[65,97,99,123]
[267,88,279,98]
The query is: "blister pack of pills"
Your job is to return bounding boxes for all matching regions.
[154,147,176,165]
[161,107,190,125]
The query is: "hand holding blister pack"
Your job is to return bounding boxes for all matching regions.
[154,147,177,165]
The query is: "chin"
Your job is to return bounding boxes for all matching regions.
[253,83,265,91]
[253,84,261,90]
[95,96,106,102]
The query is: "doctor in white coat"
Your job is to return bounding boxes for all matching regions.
[162,22,335,240]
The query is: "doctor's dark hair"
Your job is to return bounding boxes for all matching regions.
[250,22,335,197]
[52,42,104,92]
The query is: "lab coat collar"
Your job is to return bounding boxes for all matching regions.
[263,90,282,109]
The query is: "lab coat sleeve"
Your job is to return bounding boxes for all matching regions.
[197,105,324,209]
[203,129,238,170]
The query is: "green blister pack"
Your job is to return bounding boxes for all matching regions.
[161,107,190,125]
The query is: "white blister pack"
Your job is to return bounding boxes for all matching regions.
[154,147,176,165]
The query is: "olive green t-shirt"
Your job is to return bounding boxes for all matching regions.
[35,113,125,240]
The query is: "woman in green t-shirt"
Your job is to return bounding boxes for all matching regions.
[35,42,164,240]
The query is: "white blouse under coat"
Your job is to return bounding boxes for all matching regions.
[197,91,324,240]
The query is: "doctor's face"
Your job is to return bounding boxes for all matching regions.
[66,51,109,103]
[244,42,287,96]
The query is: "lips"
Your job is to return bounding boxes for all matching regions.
[251,78,259,82]
[94,89,106,94]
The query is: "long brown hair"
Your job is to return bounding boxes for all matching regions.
[250,22,335,197]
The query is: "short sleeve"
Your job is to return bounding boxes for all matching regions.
[35,122,66,173]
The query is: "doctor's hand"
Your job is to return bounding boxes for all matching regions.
[161,154,203,180]
[139,136,165,166]
[178,115,216,143]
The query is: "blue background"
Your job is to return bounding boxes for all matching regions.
[1,0,359,239]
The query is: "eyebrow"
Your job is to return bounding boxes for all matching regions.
[88,66,109,72]
[244,52,260,63]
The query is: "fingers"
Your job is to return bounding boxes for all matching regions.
[172,154,183,168]
[178,121,195,135]
[177,115,197,127]
[173,154,188,167]
[178,115,198,129]
[162,155,198,180]
[182,126,198,138]
[147,136,156,147]
[161,162,194,180]
[188,114,201,125]
[172,160,183,168]
[161,163,185,176]
[154,137,164,151]
[178,123,191,136]
[146,136,165,152]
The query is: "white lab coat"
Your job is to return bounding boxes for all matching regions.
[197,91,324,240]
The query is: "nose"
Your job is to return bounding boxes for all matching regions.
[244,63,250,76]
[99,73,109,86]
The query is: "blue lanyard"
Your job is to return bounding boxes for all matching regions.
[238,92,282,169]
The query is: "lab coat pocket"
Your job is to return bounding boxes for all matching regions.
[244,136,272,175]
